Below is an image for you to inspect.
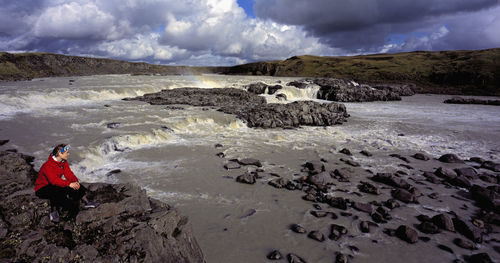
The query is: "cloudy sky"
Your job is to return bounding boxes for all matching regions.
[1,0,499,66]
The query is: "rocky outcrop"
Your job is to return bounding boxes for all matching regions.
[311,78,402,102]
[444,97,500,106]
[0,151,205,263]
[244,82,282,95]
[131,88,349,129]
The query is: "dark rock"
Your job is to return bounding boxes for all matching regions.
[105,169,121,176]
[423,172,442,184]
[341,158,360,167]
[395,225,419,243]
[333,168,352,182]
[454,238,476,250]
[469,185,500,212]
[313,204,322,210]
[276,93,287,101]
[455,167,478,178]
[245,82,268,94]
[437,244,454,254]
[237,158,262,167]
[360,221,371,233]
[469,157,485,164]
[302,161,325,175]
[449,175,472,189]
[453,217,483,243]
[335,253,349,263]
[287,253,307,263]
[224,161,241,170]
[371,173,411,189]
[307,171,335,188]
[399,164,413,170]
[384,199,400,209]
[390,153,410,163]
[0,140,9,146]
[0,151,204,263]
[352,202,373,214]
[435,167,457,180]
[302,193,317,202]
[106,122,121,129]
[391,188,418,203]
[417,222,440,234]
[444,97,500,106]
[465,253,494,263]
[216,152,225,158]
[428,192,439,199]
[360,150,372,157]
[432,214,455,232]
[267,250,283,260]
[310,210,328,218]
[132,88,349,129]
[339,148,352,156]
[358,181,380,195]
[268,178,289,189]
[329,224,347,240]
[290,224,307,234]
[479,173,497,183]
[326,196,348,210]
[214,143,224,148]
[438,153,464,163]
[314,78,402,102]
[287,81,309,89]
[419,236,431,242]
[371,212,387,224]
[165,105,185,110]
[412,153,430,161]
[236,172,256,184]
[308,231,325,242]
[481,161,500,172]
[267,85,283,95]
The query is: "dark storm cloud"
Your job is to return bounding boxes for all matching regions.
[254,0,500,51]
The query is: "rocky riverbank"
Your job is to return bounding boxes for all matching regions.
[217,144,499,262]
[0,150,205,263]
[129,88,350,128]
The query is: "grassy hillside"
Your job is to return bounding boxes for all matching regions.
[0,52,220,81]
[1,49,499,95]
[223,49,500,96]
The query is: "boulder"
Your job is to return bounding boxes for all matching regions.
[236,172,256,184]
[287,253,307,263]
[432,214,455,232]
[412,153,430,161]
[267,250,283,260]
[245,82,268,94]
[290,224,307,234]
[358,181,380,195]
[444,96,500,106]
[224,161,241,170]
[434,167,457,180]
[106,122,121,129]
[307,171,335,188]
[237,158,262,167]
[307,231,325,242]
[466,253,494,263]
[417,222,440,234]
[314,78,402,102]
[0,140,9,146]
[391,189,418,203]
[454,167,477,178]
[329,224,347,240]
[302,161,325,175]
[481,161,500,172]
[452,217,483,243]
[276,93,287,101]
[469,185,500,212]
[453,238,476,250]
[268,178,289,189]
[352,202,373,214]
[395,225,419,243]
[371,173,411,189]
[360,150,373,157]
[438,154,464,163]
[325,196,348,210]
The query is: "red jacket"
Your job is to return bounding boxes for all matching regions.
[34,155,79,192]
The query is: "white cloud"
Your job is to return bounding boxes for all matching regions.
[33,2,130,40]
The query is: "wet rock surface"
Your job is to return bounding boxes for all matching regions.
[312,78,404,102]
[444,96,500,106]
[130,87,349,128]
[0,151,205,263]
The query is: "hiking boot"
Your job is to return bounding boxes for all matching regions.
[50,211,59,223]
[84,201,99,209]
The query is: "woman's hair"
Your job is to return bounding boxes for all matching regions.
[51,144,67,156]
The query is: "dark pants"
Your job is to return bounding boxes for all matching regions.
[36,185,86,216]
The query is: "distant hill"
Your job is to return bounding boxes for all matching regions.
[1,49,499,95]
[0,52,221,81]
[222,49,500,96]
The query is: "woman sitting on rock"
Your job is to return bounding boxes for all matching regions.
[34,144,98,223]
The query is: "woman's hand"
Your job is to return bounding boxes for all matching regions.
[69,182,80,190]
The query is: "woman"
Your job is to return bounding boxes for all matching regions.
[34,144,98,223]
